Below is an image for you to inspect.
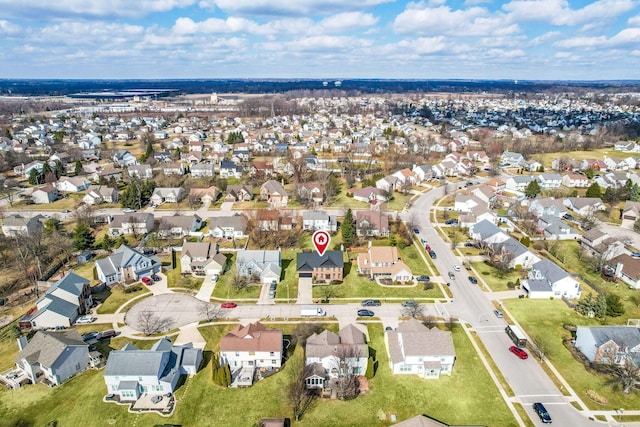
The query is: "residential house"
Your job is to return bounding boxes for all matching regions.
[562,173,590,188]
[580,229,624,259]
[355,211,390,237]
[469,220,508,245]
[302,211,337,232]
[224,185,253,203]
[104,337,202,401]
[190,163,215,178]
[151,187,184,205]
[112,150,138,167]
[209,214,248,239]
[296,251,344,282]
[357,245,413,283]
[536,173,563,190]
[621,201,640,230]
[15,330,89,387]
[412,164,433,183]
[575,326,640,367]
[2,214,43,237]
[219,161,243,179]
[504,176,534,192]
[260,180,289,208]
[582,159,607,171]
[537,215,580,240]
[255,209,280,231]
[95,245,160,286]
[108,213,155,237]
[127,164,153,179]
[376,175,401,193]
[528,197,568,218]
[501,151,524,167]
[490,237,541,269]
[521,159,542,172]
[609,254,640,289]
[189,186,220,205]
[31,184,60,204]
[385,318,455,379]
[563,197,606,216]
[305,324,368,390]
[14,161,44,179]
[485,178,506,193]
[158,214,203,238]
[181,241,226,276]
[220,322,283,386]
[91,169,122,184]
[249,161,275,179]
[162,162,185,176]
[23,272,92,329]
[454,195,481,213]
[56,176,90,193]
[236,250,282,284]
[522,259,581,299]
[82,185,118,205]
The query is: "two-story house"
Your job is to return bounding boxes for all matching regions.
[355,210,390,237]
[236,250,281,284]
[127,164,153,179]
[296,251,344,282]
[158,214,203,239]
[522,259,581,299]
[108,213,155,237]
[302,211,337,232]
[224,185,254,203]
[260,180,288,208]
[356,245,413,283]
[209,213,248,239]
[1,214,43,237]
[82,185,118,205]
[95,245,160,286]
[575,326,640,366]
[150,187,184,205]
[562,173,590,188]
[180,241,227,276]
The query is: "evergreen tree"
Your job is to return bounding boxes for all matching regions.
[54,160,64,178]
[73,222,95,250]
[586,182,603,198]
[524,180,541,198]
[519,236,531,247]
[43,217,62,234]
[42,162,52,176]
[606,294,625,317]
[74,160,83,175]
[100,234,115,251]
[28,168,40,185]
[223,363,232,386]
[341,208,355,247]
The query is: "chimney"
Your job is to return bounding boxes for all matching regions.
[17,336,28,351]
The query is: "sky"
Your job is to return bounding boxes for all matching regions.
[0,0,639,80]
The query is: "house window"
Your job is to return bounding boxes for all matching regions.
[270,352,275,357]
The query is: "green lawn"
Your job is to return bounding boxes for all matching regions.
[313,262,444,300]
[275,251,300,301]
[398,244,430,276]
[504,298,640,410]
[95,285,150,314]
[211,254,262,301]
[471,261,525,292]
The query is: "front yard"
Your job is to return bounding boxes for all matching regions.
[504,298,640,411]
[95,285,150,314]
[471,262,525,292]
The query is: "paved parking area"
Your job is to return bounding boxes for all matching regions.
[126,293,205,332]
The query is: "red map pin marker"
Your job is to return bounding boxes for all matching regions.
[312,230,330,257]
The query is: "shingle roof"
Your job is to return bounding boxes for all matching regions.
[580,326,640,349]
[296,251,344,271]
[15,330,86,368]
[220,322,282,353]
[387,319,455,364]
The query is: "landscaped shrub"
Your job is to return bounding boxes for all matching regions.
[123,285,143,294]
[506,282,515,289]
[423,282,434,291]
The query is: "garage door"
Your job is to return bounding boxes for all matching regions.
[299,273,312,278]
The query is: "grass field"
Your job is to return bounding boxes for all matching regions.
[471,261,526,292]
[0,323,517,426]
[504,298,640,410]
[532,148,611,168]
[95,285,150,314]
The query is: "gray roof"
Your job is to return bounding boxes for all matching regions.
[95,245,158,277]
[579,326,640,348]
[182,241,213,259]
[510,175,533,184]
[470,220,502,240]
[105,337,175,377]
[52,272,89,296]
[117,380,139,391]
[296,250,344,272]
[532,258,570,283]
[16,330,87,367]
[34,295,78,319]
[524,279,552,292]
[565,197,603,210]
[305,327,368,359]
[209,213,248,231]
[303,211,331,221]
[387,319,455,364]
[182,348,201,367]
[338,324,366,345]
[491,237,530,258]
[109,213,153,228]
[261,180,287,196]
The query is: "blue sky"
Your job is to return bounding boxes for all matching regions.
[0,0,639,80]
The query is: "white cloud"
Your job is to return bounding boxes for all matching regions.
[260,36,373,53]
[628,15,640,26]
[503,0,636,26]
[0,0,197,18]
[555,27,640,48]
[0,19,20,35]
[316,12,378,33]
[202,0,392,16]
[393,5,519,37]
[529,31,561,45]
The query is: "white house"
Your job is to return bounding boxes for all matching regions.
[563,197,606,216]
[94,245,160,286]
[150,187,184,204]
[209,214,248,239]
[522,259,581,299]
[491,237,541,269]
[562,173,590,188]
[385,319,455,379]
[104,337,202,401]
[536,173,563,190]
[56,176,90,193]
[108,213,155,236]
[236,250,281,284]
[301,211,337,232]
[505,176,534,192]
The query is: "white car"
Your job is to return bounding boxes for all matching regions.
[123,208,135,213]
[453,265,461,272]
[76,316,97,324]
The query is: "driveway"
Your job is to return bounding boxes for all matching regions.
[126,294,206,332]
[297,277,313,304]
[220,201,234,211]
[599,223,640,248]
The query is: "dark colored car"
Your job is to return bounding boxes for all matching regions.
[221,302,237,309]
[361,299,381,307]
[81,332,99,342]
[357,309,375,317]
[401,300,417,308]
[533,402,552,423]
[413,228,420,234]
[631,252,640,257]
[468,276,478,284]
[97,330,117,341]
[429,251,437,259]
[463,242,474,247]
[444,219,459,225]
[141,276,153,286]
[562,213,574,220]
[151,274,161,282]
[509,345,528,360]
[416,275,430,282]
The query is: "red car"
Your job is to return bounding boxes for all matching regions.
[141,277,153,286]
[221,302,237,309]
[425,244,432,252]
[509,345,528,359]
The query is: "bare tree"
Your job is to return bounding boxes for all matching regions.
[288,355,317,421]
[422,315,437,329]
[137,309,161,336]
[602,357,640,394]
[198,301,223,322]
[332,344,362,400]
[229,270,249,292]
[402,302,426,319]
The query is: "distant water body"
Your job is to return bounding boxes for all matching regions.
[0,79,639,96]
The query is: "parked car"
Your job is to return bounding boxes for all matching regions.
[519,294,526,299]
[562,213,574,220]
[453,265,461,272]
[401,300,417,308]
[468,276,478,284]
[463,242,474,247]
[429,251,437,259]
[416,275,430,282]
[448,272,455,280]
[509,345,528,360]
[81,332,99,341]
[533,402,552,424]
[151,395,163,404]
[96,330,117,341]
[631,252,640,257]
[221,302,237,309]
[493,309,503,318]
[76,316,97,324]
[425,245,432,252]
[444,219,459,225]
[141,277,153,286]
[151,274,161,282]
[357,309,375,317]
[361,299,381,307]
[413,228,420,234]
[123,208,135,213]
